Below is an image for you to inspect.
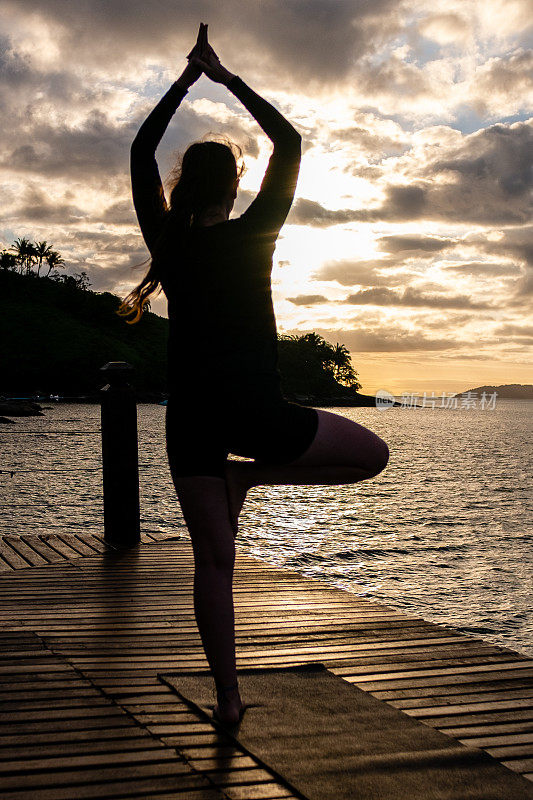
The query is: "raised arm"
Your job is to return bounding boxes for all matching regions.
[227,75,301,236]
[228,76,301,150]
[130,47,205,253]
[191,52,301,238]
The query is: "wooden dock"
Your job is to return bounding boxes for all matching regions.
[0,533,532,798]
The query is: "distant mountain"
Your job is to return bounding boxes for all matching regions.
[455,384,533,399]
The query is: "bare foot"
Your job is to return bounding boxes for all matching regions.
[224,462,251,537]
[213,685,245,725]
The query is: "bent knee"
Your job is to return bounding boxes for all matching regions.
[365,438,390,477]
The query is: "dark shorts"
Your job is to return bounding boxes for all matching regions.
[165,386,319,480]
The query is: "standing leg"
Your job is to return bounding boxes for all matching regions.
[170,475,244,724]
[226,408,389,535]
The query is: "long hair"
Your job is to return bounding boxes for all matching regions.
[117,137,245,324]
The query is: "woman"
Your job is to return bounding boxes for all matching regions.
[121,34,389,725]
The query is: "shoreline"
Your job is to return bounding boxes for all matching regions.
[0,392,417,415]
[1,393,531,420]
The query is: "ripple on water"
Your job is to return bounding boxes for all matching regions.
[1,401,532,657]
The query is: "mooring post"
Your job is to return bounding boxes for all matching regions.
[100,361,140,547]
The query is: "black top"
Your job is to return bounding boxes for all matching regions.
[130,75,302,398]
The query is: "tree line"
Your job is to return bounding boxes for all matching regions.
[278,332,361,395]
[0,237,90,290]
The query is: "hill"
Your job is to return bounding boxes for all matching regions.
[1,271,168,395]
[0,271,363,402]
[456,384,533,400]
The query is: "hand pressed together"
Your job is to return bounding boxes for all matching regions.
[177,23,236,89]
[190,50,236,86]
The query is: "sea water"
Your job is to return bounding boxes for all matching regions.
[1,400,531,656]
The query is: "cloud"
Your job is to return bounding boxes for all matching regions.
[0,34,86,109]
[442,260,521,276]
[494,323,533,337]
[417,12,470,45]
[378,120,533,225]
[313,259,408,288]
[343,286,492,309]
[9,185,87,223]
[0,100,240,184]
[309,327,472,353]
[381,185,430,220]
[292,119,532,227]
[287,187,430,227]
[377,235,456,253]
[0,0,401,88]
[431,121,531,193]
[287,294,329,306]
[84,262,148,293]
[101,199,137,226]
[469,225,533,298]
[355,54,433,102]
[3,112,138,180]
[288,198,364,226]
[333,124,409,158]
[471,50,533,117]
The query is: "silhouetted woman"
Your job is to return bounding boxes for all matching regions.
[121,35,389,724]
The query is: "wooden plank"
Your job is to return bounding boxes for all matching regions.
[389,688,533,706]
[55,535,100,557]
[457,733,533,747]
[0,780,222,800]
[76,535,108,554]
[449,726,533,740]
[2,748,179,772]
[0,537,531,798]
[0,533,118,569]
[485,745,533,759]
[38,535,87,560]
[18,536,67,564]
[0,728,157,746]
[347,669,533,691]
[0,541,31,570]
[0,706,129,722]
[0,738,166,760]
[419,709,533,728]
[2,537,48,567]
[0,698,113,712]
[501,759,533,774]
[0,761,199,789]
[404,699,533,717]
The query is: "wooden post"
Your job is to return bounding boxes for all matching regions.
[100,362,140,547]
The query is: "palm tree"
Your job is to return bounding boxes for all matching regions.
[44,250,65,277]
[331,342,360,389]
[34,241,53,276]
[302,332,326,349]
[11,237,37,274]
[0,250,17,270]
[331,342,351,382]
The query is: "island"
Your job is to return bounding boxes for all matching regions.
[454,384,533,400]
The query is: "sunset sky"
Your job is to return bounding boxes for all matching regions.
[1,1,531,394]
